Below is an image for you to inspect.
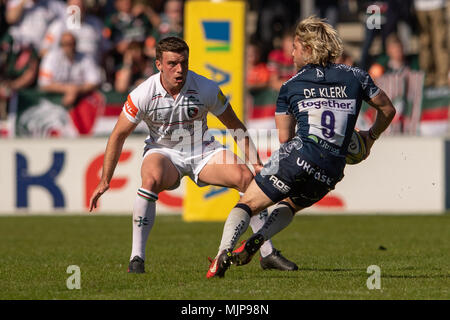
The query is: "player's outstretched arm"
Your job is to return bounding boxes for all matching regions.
[89,112,137,212]
[360,90,396,157]
[216,104,263,174]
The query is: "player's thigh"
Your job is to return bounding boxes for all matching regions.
[141,152,180,193]
[239,180,275,215]
[197,150,253,192]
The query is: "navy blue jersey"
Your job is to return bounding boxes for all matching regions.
[276,63,380,157]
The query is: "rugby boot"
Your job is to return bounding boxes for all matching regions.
[232,233,265,266]
[128,255,145,273]
[206,249,233,278]
[260,249,298,271]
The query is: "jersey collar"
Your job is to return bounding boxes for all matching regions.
[155,70,192,97]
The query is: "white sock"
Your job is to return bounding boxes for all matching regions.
[238,192,274,258]
[257,202,294,241]
[217,204,251,256]
[250,209,274,257]
[130,188,157,261]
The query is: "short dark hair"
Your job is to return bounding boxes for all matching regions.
[155,37,189,61]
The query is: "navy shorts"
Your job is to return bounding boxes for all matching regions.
[255,137,345,208]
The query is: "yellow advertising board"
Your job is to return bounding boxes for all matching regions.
[184,0,246,128]
[183,131,242,222]
[183,0,246,222]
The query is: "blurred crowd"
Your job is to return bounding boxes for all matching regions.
[0,0,183,135]
[246,0,449,90]
[0,0,448,137]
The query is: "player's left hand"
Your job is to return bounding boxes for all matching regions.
[357,130,375,159]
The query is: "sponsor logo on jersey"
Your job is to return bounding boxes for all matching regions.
[187,95,201,104]
[124,96,138,118]
[269,175,291,194]
[151,93,162,101]
[217,90,227,106]
[298,98,356,113]
[296,158,334,186]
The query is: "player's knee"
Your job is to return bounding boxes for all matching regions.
[141,176,161,194]
[235,167,253,193]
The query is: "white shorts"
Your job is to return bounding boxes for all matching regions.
[142,140,227,189]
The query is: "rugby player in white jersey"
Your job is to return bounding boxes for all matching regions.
[89,37,298,276]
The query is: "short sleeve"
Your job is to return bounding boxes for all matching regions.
[38,52,56,87]
[82,56,101,85]
[208,87,229,116]
[41,20,61,54]
[355,68,381,101]
[123,85,146,123]
[275,84,290,115]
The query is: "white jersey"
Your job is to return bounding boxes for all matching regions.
[42,15,107,62]
[123,70,229,149]
[7,0,66,50]
[38,49,102,86]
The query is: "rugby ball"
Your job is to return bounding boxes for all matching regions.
[346,130,367,165]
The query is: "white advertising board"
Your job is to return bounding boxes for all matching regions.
[0,136,446,215]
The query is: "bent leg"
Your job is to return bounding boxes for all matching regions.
[140,152,181,192]
[217,180,275,253]
[197,150,253,192]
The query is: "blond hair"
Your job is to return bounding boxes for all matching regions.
[295,16,343,66]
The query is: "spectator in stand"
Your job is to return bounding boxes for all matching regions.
[104,0,158,55]
[368,33,419,80]
[360,0,416,71]
[267,29,297,91]
[140,0,184,61]
[0,0,9,39]
[39,32,103,134]
[315,0,339,27]
[114,41,155,93]
[40,0,108,63]
[156,0,183,39]
[414,0,449,87]
[132,0,161,28]
[5,0,65,52]
[0,33,39,136]
[335,51,355,67]
[245,39,276,129]
[103,0,158,84]
[359,1,388,71]
[246,41,271,92]
[253,0,299,60]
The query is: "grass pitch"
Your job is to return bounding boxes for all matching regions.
[0,214,449,300]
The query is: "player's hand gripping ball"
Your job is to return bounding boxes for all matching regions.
[346,130,367,165]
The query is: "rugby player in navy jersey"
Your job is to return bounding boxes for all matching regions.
[207,16,396,277]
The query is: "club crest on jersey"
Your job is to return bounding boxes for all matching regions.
[187,106,199,118]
